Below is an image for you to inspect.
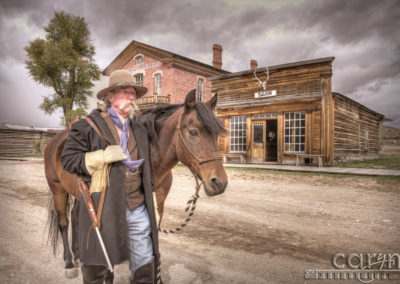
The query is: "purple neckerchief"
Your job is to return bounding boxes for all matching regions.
[108,107,144,172]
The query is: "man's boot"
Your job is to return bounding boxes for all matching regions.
[132,261,155,284]
[82,264,114,284]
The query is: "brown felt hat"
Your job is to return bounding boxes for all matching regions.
[97,69,147,101]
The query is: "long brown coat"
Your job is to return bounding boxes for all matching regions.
[60,109,160,267]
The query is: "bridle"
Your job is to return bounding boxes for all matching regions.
[176,109,223,195]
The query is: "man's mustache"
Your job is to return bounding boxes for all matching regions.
[118,100,134,111]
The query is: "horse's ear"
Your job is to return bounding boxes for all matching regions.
[184,89,196,112]
[206,93,218,111]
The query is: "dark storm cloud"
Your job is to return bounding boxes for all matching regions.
[0,0,59,61]
[285,0,400,44]
[280,0,400,90]
[0,0,399,127]
[81,0,229,56]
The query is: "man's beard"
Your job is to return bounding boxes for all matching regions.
[119,100,141,119]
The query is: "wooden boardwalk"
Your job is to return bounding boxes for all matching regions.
[223,163,400,177]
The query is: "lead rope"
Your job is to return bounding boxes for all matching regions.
[156,261,162,284]
[158,169,203,234]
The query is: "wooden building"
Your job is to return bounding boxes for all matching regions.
[102,41,229,110]
[332,92,384,163]
[0,123,61,157]
[210,57,384,166]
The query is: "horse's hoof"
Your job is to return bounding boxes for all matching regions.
[65,267,79,279]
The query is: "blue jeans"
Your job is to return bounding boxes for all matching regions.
[126,203,154,278]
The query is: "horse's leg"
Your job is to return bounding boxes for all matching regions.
[71,198,80,260]
[155,171,173,222]
[52,189,74,267]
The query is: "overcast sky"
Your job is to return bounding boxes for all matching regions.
[0,0,399,128]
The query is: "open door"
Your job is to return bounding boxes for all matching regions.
[251,121,265,162]
[265,119,278,161]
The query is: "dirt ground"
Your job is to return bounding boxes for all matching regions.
[0,159,399,284]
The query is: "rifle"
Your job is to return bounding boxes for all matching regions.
[77,176,114,273]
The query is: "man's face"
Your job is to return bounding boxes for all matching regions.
[107,87,136,118]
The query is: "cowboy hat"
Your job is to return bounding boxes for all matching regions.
[97,69,147,100]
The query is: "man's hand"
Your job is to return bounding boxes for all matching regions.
[85,145,127,175]
[103,145,127,164]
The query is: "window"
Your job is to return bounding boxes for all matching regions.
[284,112,305,152]
[134,73,143,86]
[230,116,246,153]
[198,78,204,101]
[154,73,162,96]
[135,55,143,65]
[252,113,277,119]
[253,123,263,143]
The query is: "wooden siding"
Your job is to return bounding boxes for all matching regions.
[311,110,322,154]
[218,117,230,154]
[333,94,382,162]
[212,62,332,107]
[0,130,57,157]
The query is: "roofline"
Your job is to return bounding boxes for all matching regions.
[102,40,230,75]
[209,56,335,80]
[332,92,385,120]
[0,122,63,133]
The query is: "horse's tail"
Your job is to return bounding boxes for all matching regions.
[46,192,71,255]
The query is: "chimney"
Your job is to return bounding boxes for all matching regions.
[212,44,223,69]
[250,59,258,70]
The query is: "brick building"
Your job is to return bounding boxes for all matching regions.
[101,41,229,110]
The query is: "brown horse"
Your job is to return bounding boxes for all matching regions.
[44,89,228,276]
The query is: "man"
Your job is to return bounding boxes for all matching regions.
[61,69,160,284]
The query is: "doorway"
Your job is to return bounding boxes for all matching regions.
[250,119,278,162]
[265,120,277,161]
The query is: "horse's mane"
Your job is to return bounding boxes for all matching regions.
[138,102,227,142]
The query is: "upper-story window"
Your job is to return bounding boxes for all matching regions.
[154,73,162,96]
[135,55,143,65]
[198,78,204,102]
[134,73,143,86]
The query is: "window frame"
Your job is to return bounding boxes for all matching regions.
[197,78,204,102]
[154,73,162,96]
[284,111,306,153]
[229,115,247,153]
[134,73,143,86]
[135,55,143,65]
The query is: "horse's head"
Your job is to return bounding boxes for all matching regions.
[175,90,228,196]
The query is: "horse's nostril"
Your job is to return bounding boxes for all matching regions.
[205,177,227,195]
[211,177,218,184]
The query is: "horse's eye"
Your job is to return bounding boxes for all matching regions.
[189,129,198,136]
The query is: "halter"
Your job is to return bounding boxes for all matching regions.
[176,110,222,194]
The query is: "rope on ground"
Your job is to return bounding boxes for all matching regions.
[158,193,199,234]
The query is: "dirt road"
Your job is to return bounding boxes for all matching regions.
[0,159,399,283]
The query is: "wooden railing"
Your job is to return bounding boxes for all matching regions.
[137,95,171,105]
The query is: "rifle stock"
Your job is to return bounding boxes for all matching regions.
[77,176,99,227]
[76,175,113,272]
